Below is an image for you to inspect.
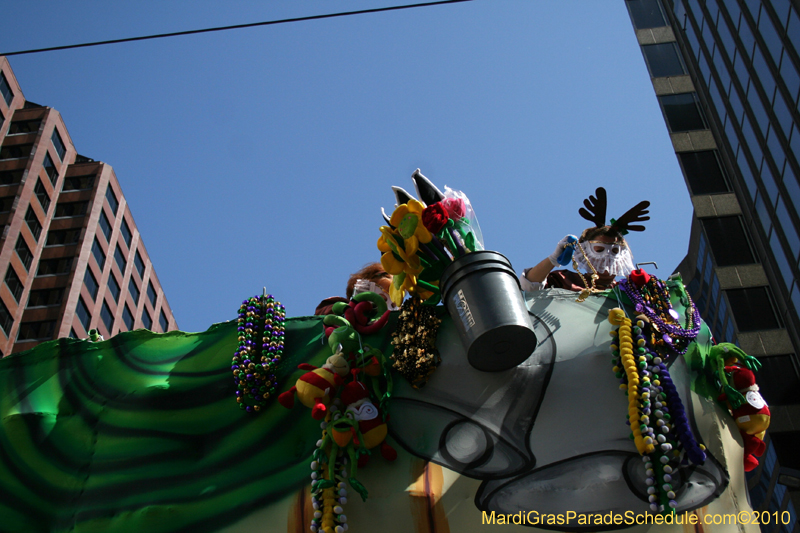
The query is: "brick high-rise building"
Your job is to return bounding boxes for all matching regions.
[0,57,177,356]
[624,0,800,525]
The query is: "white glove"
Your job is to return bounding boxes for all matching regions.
[547,235,575,266]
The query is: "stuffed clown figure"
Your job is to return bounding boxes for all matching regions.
[340,381,397,468]
[713,344,770,472]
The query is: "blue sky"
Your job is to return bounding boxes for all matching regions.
[2,1,693,332]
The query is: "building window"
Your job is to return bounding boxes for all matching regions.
[15,236,33,270]
[36,257,73,277]
[142,308,152,330]
[25,206,42,241]
[42,153,58,184]
[92,238,105,270]
[659,93,707,132]
[54,201,88,218]
[114,245,126,273]
[98,211,112,241]
[51,129,66,160]
[122,305,134,331]
[34,180,50,212]
[17,320,55,341]
[159,310,168,332]
[62,174,95,191]
[46,228,81,247]
[84,269,98,300]
[106,186,118,215]
[147,281,157,306]
[27,288,63,308]
[128,278,139,304]
[101,301,114,333]
[726,287,781,331]
[0,72,13,106]
[120,219,132,247]
[76,297,91,332]
[701,217,756,266]
[0,143,34,160]
[756,355,800,405]
[0,169,24,185]
[0,299,12,336]
[642,43,686,78]
[678,150,730,195]
[108,275,120,302]
[4,267,23,303]
[0,196,12,213]
[134,251,145,278]
[69,328,78,339]
[8,119,41,135]
[626,0,666,29]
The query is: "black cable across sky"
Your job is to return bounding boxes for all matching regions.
[1,0,473,57]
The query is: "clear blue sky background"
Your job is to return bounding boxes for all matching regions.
[2,1,693,332]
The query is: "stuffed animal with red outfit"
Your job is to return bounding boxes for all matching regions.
[714,344,770,472]
[340,381,397,467]
[278,354,350,420]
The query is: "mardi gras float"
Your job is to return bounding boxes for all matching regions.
[0,172,771,532]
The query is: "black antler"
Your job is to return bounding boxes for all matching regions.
[612,201,651,233]
[578,187,607,228]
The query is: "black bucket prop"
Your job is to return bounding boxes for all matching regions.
[439,251,537,371]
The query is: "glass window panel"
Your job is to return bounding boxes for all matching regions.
[120,219,132,247]
[114,246,126,273]
[643,43,686,77]
[15,236,33,271]
[754,193,773,236]
[741,115,764,164]
[709,80,726,120]
[17,321,56,341]
[147,281,157,306]
[0,169,24,185]
[758,12,785,66]
[766,127,786,171]
[769,230,795,289]
[98,211,112,241]
[134,251,145,278]
[42,153,58,185]
[744,0,761,23]
[729,84,745,123]
[732,52,750,94]
[27,288,63,308]
[627,0,667,29]
[51,130,66,161]
[54,201,88,218]
[788,9,800,57]
[673,0,687,29]
[713,51,732,92]
[0,143,34,160]
[36,258,73,277]
[770,0,791,29]
[142,309,152,330]
[792,124,800,162]
[0,72,13,106]
[739,18,757,58]
[660,93,707,131]
[757,355,800,405]
[108,274,120,302]
[122,305,134,331]
[84,269,98,300]
[34,181,50,212]
[62,174,95,192]
[702,217,756,265]
[92,239,105,270]
[8,119,41,135]
[752,47,777,99]
[726,287,781,331]
[101,301,114,333]
[0,299,12,336]
[159,310,168,332]
[45,228,81,246]
[780,60,800,103]
[775,195,800,254]
[761,163,780,204]
[747,84,771,133]
[106,186,118,214]
[4,267,23,303]
[783,164,800,205]
[686,19,702,57]
[25,206,42,241]
[706,0,720,25]
[128,278,139,304]
[679,150,730,194]
[703,254,713,285]
[721,0,741,29]
[773,90,793,137]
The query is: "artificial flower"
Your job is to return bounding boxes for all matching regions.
[421,202,449,233]
[389,200,432,249]
[377,226,422,276]
[441,197,466,220]
[389,271,417,307]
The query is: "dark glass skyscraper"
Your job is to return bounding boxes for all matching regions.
[625,0,800,526]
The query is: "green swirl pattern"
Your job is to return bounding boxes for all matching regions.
[0,315,396,533]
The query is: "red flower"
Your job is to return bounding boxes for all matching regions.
[442,197,466,220]
[421,202,449,234]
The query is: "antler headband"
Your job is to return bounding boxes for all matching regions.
[578,187,650,235]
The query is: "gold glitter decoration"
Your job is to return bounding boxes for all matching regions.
[390,298,442,388]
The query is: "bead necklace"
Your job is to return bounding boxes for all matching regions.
[572,241,602,302]
[231,292,286,412]
[618,277,700,354]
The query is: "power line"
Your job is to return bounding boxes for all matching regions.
[1,0,473,57]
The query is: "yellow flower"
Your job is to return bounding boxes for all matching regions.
[389,200,432,254]
[389,272,417,307]
[377,226,421,276]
